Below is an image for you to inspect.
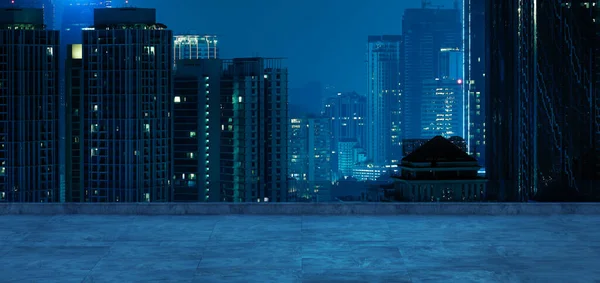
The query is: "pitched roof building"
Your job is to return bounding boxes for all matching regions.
[393,136,487,202]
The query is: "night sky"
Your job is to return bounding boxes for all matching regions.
[133,0,427,93]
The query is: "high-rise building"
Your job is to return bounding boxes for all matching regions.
[323,91,367,148]
[337,139,358,178]
[59,0,112,203]
[463,0,486,164]
[66,8,173,202]
[402,8,461,139]
[220,58,288,202]
[172,59,222,202]
[1,0,55,29]
[288,116,331,201]
[173,34,219,69]
[421,78,463,138]
[366,35,402,165]
[0,8,59,202]
[487,0,600,201]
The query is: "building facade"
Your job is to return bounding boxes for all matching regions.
[287,116,331,201]
[323,91,367,149]
[420,78,463,139]
[173,34,218,69]
[402,8,461,139]
[220,58,288,202]
[463,0,486,164]
[172,59,222,202]
[366,35,402,165]
[0,8,60,202]
[487,0,600,201]
[66,8,173,202]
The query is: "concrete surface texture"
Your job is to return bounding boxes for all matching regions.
[2,202,600,215]
[1,214,599,282]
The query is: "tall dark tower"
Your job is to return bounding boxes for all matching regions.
[402,8,461,140]
[0,8,60,202]
[487,0,600,201]
[66,8,173,202]
[462,0,486,165]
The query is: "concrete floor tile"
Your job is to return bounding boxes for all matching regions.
[302,241,405,271]
[83,269,196,283]
[2,269,90,283]
[301,270,412,283]
[193,268,302,283]
[0,246,109,271]
[200,241,302,269]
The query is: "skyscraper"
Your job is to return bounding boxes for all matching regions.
[288,116,331,201]
[366,35,402,165]
[220,58,288,202]
[487,0,600,201]
[463,0,486,164]
[420,78,463,138]
[59,0,111,203]
[173,34,219,69]
[66,8,173,202]
[402,8,461,139]
[0,8,59,202]
[172,59,222,202]
[323,91,367,148]
[1,0,55,29]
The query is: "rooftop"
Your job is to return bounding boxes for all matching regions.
[1,203,599,282]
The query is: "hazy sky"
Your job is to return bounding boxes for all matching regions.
[130,0,428,93]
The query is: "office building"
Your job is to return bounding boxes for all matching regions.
[463,0,486,163]
[172,59,222,202]
[323,91,367,148]
[420,78,463,138]
[0,8,59,202]
[173,34,219,69]
[487,0,600,201]
[288,116,331,201]
[220,58,288,202]
[337,139,358,178]
[366,35,402,165]
[66,8,173,202]
[402,8,461,139]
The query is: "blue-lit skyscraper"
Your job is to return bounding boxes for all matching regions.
[366,35,402,165]
[463,0,486,164]
[402,7,461,140]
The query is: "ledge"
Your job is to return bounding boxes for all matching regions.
[1,203,600,215]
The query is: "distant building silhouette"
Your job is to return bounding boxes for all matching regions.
[393,136,486,202]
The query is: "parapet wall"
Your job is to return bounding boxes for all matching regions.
[1,203,599,215]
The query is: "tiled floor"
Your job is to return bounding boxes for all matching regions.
[1,214,599,283]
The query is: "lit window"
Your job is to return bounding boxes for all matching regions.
[174,96,181,103]
[144,124,150,132]
[91,148,98,156]
[190,131,196,137]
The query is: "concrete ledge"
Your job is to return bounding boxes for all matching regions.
[1,203,600,215]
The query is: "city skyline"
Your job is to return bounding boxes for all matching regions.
[0,0,598,203]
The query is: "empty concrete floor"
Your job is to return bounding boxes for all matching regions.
[0,214,599,283]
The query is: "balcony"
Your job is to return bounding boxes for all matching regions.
[1,203,599,282]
